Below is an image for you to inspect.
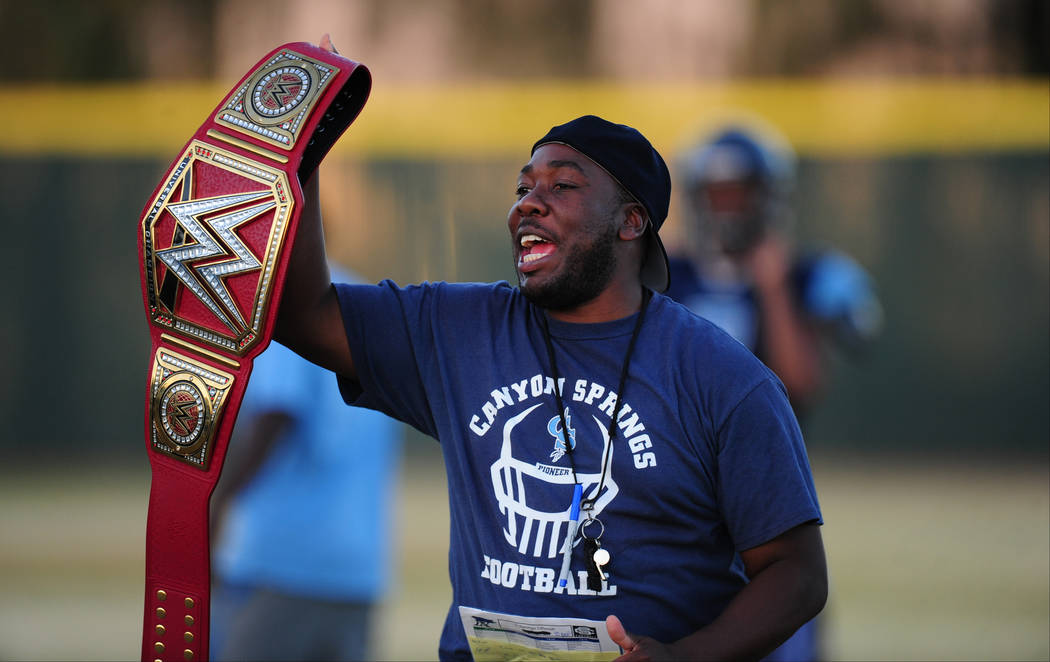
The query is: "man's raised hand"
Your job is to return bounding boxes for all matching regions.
[320,33,338,54]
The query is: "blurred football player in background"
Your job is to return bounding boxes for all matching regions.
[209,265,404,662]
[666,118,884,660]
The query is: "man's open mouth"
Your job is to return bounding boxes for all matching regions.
[519,234,556,265]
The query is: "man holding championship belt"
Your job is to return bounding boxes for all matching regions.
[269,36,827,662]
[140,32,827,661]
[136,37,369,662]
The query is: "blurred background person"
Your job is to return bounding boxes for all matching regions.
[209,266,404,662]
[668,118,883,416]
[665,118,884,661]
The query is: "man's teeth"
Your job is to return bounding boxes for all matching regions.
[520,234,553,263]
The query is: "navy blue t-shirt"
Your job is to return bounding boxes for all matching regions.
[335,280,821,661]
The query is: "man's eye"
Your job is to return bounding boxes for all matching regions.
[515,185,530,198]
[553,182,577,191]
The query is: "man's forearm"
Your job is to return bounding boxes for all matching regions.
[667,522,827,661]
[272,171,355,377]
[276,171,331,342]
[672,555,827,661]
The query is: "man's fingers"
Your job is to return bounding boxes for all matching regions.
[319,33,339,54]
[606,614,637,651]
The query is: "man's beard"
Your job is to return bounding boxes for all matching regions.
[517,225,618,311]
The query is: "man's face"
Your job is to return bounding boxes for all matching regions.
[508,143,624,310]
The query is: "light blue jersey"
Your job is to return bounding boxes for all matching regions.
[213,335,402,600]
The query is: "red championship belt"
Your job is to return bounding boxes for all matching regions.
[136,43,369,662]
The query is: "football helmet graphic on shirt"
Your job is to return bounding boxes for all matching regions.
[490,403,618,559]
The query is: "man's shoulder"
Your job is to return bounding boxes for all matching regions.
[412,280,525,312]
[652,290,729,331]
[646,294,784,421]
[431,280,519,297]
[652,293,756,353]
[341,279,519,306]
[651,293,776,372]
[346,279,532,333]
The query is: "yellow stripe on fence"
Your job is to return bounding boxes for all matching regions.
[3,78,1047,158]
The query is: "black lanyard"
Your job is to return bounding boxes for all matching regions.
[539,289,652,511]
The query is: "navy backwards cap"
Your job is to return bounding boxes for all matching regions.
[532,115,672,292]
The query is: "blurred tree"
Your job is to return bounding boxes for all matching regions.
[746,0,886,76]
[2,0,1045,82]
[745,0,1049,76]
[453,0,593,79]
[990,0,1050,74]
[0,0,216,81]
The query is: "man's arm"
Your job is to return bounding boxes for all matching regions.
[607,522,827,662]
[273,170,357,381]
[273,34,357,381]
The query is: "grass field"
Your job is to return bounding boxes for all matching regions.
[1,448,1046,661]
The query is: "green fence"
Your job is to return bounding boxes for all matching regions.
[2,151,1047,459]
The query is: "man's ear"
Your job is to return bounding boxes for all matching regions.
[618,203,648,241]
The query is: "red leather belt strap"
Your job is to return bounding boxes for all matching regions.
[136,42,370,662]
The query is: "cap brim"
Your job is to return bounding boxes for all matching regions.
[641,228,670,293]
